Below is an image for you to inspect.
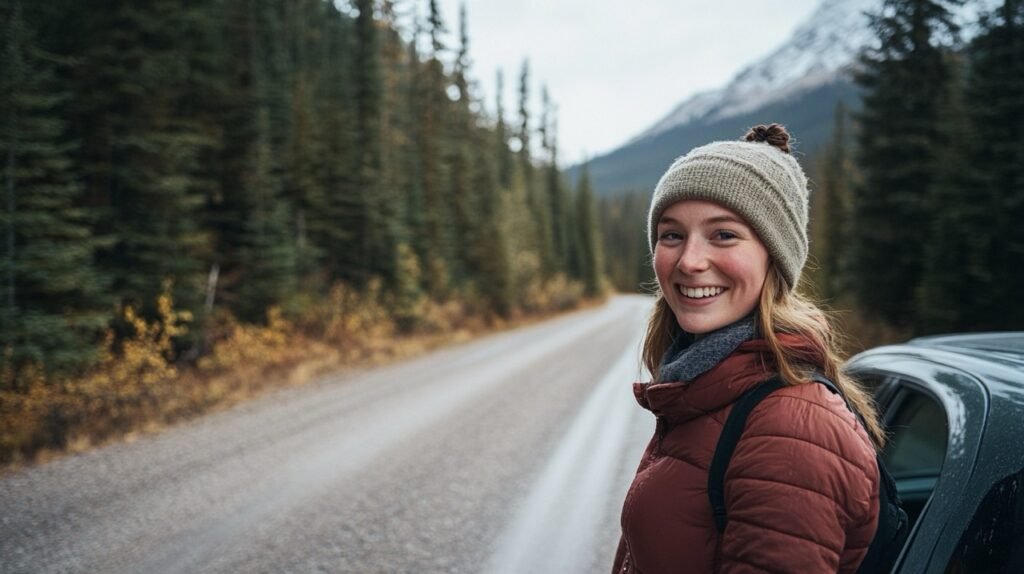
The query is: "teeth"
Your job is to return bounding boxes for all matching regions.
[680,286,724,299]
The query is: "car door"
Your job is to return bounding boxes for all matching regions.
[846,352,988,573]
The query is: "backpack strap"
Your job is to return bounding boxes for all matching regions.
[707,375,786,532]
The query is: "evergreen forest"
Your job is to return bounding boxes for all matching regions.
[1,0,604,461]
[818,0,1024,335]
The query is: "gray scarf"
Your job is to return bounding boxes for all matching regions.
[657,315,757,383]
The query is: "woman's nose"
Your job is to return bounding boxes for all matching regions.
[676,238,710,274]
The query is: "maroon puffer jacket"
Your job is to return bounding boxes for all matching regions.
[612,336,879,574]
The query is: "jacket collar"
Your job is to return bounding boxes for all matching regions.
[633,334,822,423]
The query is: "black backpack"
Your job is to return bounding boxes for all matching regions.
[707,373,909,573]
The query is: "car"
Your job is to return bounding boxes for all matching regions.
[845,332,1024,573]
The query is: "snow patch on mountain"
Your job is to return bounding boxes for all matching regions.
[635,0,879,142]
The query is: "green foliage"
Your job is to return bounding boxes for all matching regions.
[573,164,604,297]
[924,0,1024,331]
[811,103,856,301]
[811,0,1024,335]
[0,0,608,462]
[599,188,652,293]
[0,1,109,380]
[971,0,1024,329]
[852,0,963,328]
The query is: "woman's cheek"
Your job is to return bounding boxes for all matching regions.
[653,247,676,283]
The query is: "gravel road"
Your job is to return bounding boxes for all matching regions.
[0,295,655,574]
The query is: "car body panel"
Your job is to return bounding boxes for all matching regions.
[847,350,989,573]
[845,333,1024,573]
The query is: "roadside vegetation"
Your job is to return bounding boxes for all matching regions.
[2,278,598,470]
[0,0,606,467]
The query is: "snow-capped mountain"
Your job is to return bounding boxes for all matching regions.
[633,0,879,143]
[630,0,998,145]
[577,0,1001,195]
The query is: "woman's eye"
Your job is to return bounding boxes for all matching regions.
[658,231,682,242]
[713,230,738,241]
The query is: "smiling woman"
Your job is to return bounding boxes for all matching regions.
[611,124,889,574]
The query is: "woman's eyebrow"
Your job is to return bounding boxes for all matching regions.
[704,215,747,226]
[658,214,749,226]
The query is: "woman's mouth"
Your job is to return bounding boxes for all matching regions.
[678,285,726,299]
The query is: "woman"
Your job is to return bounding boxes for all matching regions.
[612,124,884,573]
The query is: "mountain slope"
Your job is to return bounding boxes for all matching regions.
[582,79,859,195]
[565,0,995,194]
[632,0,877,145]
[573,0,997,196]
[574,0,877,195]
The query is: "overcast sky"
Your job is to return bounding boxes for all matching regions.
[431,0,820,165]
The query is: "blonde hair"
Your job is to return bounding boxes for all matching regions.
[641,266,886,448]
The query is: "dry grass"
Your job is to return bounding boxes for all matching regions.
[0,277,603,475]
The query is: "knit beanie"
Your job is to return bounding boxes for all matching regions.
[647,124,810,290]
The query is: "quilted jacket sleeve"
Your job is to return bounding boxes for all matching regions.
[717,390,880,574]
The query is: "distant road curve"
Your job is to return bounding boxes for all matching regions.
[0,294,654,574]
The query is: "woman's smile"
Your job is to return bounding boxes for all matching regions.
[676,285,727,300]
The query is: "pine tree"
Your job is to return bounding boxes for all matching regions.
[402,20,428,279]
[852,0,963,327]
[915,52,975,332]
[282,0,328,280]
[416,4,453,296]
[466,64,514,315]
[67,0,225,333]
[472,125,514,316]
[503,159,540,307]
[813,103,856,301]
[955,0,1024,329]
[313,1,361,285]
[349,0,387,286]
[516,60,554,276]
[495,68,512,189]
[377,0,414,252]
[540,87,572,272]
[598,189,652,292]
[574,163,604,297]
[0,0,109,379]
[209,0,296,323]
[445,3,481,285]
[233,107,297,322]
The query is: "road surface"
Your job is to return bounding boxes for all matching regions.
[0,295,655,574]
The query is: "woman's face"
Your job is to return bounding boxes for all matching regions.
[653,200,770,335]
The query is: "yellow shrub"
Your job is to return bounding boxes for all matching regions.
[1,290,191,461]
[321,280,396,359]
[198,307,292,375]
[524,274,586,314]
[0,365,55,459]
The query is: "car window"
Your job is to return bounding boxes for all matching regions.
[943,472,1024,574]
[883,388,947,477]
[881,385,948,529]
